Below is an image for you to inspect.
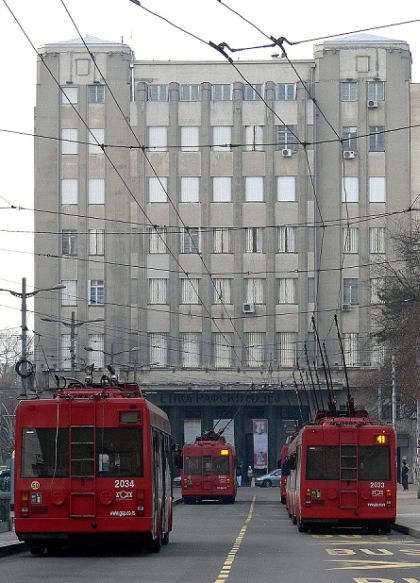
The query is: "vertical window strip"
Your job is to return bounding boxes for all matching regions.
[278,226,296,252]
[246,278,264,304]
[181,278,200,304]
[278,279,297,304]
[344,333,359,367]
[213,278,231,304]
[246,332,265,367]
[246,227,262,252]
[149,278,167,304]
[61,334,72,370]
[61,280,77,306]
[214,333,232,368]
[87,334,104,368]
[278,332,296,367]
[343,227,358,253]
[369,227,385,253]
[149,333,167,366]
[149,227,167,253]
[181,333,200,367]
[213,228,230,253]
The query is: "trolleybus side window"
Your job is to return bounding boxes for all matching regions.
[21,428,69,478]
[359,446,390,480]
[96,427,143,477]
[306,446,339,480]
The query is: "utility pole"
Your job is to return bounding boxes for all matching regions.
[42,312,104,372]
[417,399,420,499]
[0,278,65,395]
[391,355,397,431]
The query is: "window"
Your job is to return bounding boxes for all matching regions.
[212,126,231,151]
[61,179,78,205]
[369,177,386,203]
[359,446,390,480]
[89,280,104,305]
[277,176,296,201]
[214,333,232,368]
[181,227,200,254]
[245,126,264,151]
[211,84,232,101]
[246,227,263,253]
[246,278,264,304]
[244,84,263,101]
[61,229,77,256]
[180,84,200,101]
[340,82,358,101]
[149,278,167,304]
[245,177,264,201]
[306,446,339,480]
[278,279,297,304]
[61,86,78,104]
[88,179,105,204]
[343,278,359,305]
[148,126,167,152]
[96,428,143,478]
[212,177,232,202]
[342,127,358,151]
[181,333,200,368]
[213,278,231,304]
[149,333,167,367]
[181,127,199,151]
[148,226,167,253]
[275,83,296,101]
[21,428,69,478]
[369,126,385,152]
[89,229,105,255]
[246,332,265,367]
[61,280,77,306]
[148,84,167,101]
[370,278,384,304]
[342,177,359,203]
[181,177,199,202]
[344,333,359,367]
[278,332,296,367]
[61,129,78,155]
[278,226,296,252]
[343,227,358,253]
[368,81,385,101]
[87,334,104,368]
[89,128,104,154]
[213,228,231,253]
[88,84,105,104]
[369,227,385,253]
[276,125,297,150]
[60,333,73,370]
[148,177,167,202]
[181,279,200,304]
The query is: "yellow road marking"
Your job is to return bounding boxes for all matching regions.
[326,559,420,570]
[212,496,256,583]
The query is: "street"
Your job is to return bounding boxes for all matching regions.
[1,487,420,583]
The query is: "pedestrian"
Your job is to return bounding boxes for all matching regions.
[401,460,409,490]
[236,463,242,487]
[247,465,254,487]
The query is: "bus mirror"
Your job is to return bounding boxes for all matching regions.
[289,454,296,471]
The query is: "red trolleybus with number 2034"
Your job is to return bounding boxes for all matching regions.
[14,381,173,554]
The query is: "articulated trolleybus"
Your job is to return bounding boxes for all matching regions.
[14,379,173,554]
[181,431,237,504]
[285,407,396,533]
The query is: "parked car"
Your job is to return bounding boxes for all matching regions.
[0,469,10,492]
[255,469,282,488]
[173,476,181,488]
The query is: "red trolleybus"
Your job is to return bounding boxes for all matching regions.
[285,410,396,533]
[181,431,237,504]
[14,381,173,554]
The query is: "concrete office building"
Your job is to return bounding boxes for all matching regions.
[33,34,413,467]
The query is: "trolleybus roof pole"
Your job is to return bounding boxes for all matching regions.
[334,314,355,416]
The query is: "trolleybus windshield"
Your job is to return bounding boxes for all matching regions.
[184,455,229,476]
[306,445,391,481]
[21,428,69,478]
[96,427,143,477]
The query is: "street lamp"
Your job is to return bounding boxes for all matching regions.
[0,277,65,395]
[42,311,104,371]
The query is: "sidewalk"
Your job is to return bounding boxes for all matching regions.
[0,489,419,557]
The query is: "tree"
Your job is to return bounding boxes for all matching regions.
[0,332,20,465]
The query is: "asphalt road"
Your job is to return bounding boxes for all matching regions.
[1,487,420,583]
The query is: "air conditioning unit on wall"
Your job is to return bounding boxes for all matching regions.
[343,150,356,160]
[368,99,379,109]
[281,148,293,157]
[242,302,256,314]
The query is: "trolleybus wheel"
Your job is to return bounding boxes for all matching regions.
[29,543,45,555]
[381,522,391,534]
[298,519,308,533]
[147,532,162,553]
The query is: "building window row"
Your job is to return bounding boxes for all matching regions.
[60,84,105,106]
[61,229,105,256]
[146,82,298,102]
[342,176,386,203]
[340,81,385,102]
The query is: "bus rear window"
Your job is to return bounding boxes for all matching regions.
[184,456,202,475]
[306,446,339,480]
[184,455,230,476]
[359,446,390,480]
[21,428,69,478]
[96,427,143,477]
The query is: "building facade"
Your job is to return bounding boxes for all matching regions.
[33,34,413,468]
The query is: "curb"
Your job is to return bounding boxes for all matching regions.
[392,522,420,539]
[0,542,27,558]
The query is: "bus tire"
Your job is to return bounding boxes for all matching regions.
[281,496,286,505]
[381,522,391,534]
[298,519,308,533]
[147,533,162,553]
[29,543,45,555]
